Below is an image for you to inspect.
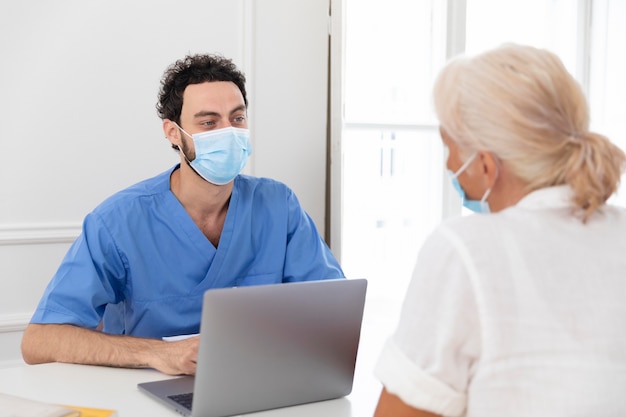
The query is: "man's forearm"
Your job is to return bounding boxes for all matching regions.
[21,323,160,369]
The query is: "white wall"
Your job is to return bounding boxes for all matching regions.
[251,0,330,224]
[0,0,331,367]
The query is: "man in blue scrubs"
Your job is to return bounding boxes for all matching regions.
[21,54,344,375]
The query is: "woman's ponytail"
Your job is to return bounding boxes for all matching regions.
[564,132,626,221]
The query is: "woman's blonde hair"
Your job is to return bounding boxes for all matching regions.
[433,43,626,220]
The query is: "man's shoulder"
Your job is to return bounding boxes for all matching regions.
[235,174,288,186]
[235,174,293,195]
[93,166,175,215]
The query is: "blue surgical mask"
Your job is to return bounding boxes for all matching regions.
[177,125,252,185]
[449,152,492,213]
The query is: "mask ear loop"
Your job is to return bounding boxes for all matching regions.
[480,187,492,204]
[451,152,478,178]
[172,122,195,164]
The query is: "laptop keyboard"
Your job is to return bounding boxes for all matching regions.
[169,392,193,410]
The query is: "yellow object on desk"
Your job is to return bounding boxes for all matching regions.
[0,392,80,417]
[59,405,118,417]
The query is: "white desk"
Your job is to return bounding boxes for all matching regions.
[0,359,382,416]
[0,299,393,415]
[0,362,380,416]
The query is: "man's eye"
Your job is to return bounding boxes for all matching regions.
[202,121,215,127]
[234,116,246,123]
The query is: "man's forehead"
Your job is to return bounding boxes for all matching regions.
[183,81,241,97]
[181,81,245,113]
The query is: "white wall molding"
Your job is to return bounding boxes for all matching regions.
[0,313,31,333]
[0,223,81,246]
[0,359,26,369]
[0,316,28,368]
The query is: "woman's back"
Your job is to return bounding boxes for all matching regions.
[449,186,626,415]
[374,43,626,417]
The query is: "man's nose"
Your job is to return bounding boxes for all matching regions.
[216,120,232,129]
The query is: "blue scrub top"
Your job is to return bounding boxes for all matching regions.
[31,166,344,338]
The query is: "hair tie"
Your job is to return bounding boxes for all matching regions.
[567,131,585,142]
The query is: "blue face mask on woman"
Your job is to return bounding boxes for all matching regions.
[448,152,492,213]
[176,125,252,185]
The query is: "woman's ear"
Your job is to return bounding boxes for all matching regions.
[478,151,500,189]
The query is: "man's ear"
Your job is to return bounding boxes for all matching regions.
[478,151,499,189]
[163,119,182,148]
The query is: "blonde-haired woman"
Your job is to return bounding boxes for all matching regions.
[373,44,626,417]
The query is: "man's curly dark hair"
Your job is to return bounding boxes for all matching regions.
[156,53,248,124]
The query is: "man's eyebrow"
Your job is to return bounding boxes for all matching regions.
[192,105,246,119]
[193,110,220,119]
[229,105,247,115]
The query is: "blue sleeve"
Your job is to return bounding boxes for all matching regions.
[30,212,126,328]
[283,189,345,281]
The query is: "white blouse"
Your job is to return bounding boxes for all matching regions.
[374,186,626,416]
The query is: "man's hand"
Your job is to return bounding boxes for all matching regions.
[147,336,200,375]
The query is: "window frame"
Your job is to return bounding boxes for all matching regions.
[329,0,607,261]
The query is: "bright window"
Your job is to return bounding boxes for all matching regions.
[342,0,446,319]
[338,0,626,347]
[589,0,626,207]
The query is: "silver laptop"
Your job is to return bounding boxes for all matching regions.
[138,278,367,417]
